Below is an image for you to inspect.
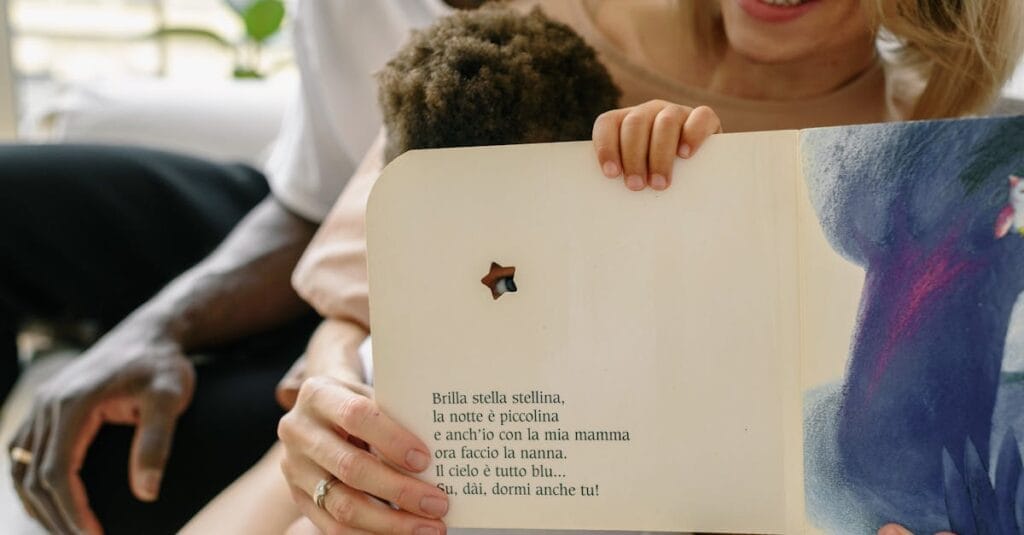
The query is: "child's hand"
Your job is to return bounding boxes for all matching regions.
[592,100,722,191]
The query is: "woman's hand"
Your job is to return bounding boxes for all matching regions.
[278,319,446,534]
[278,375,448,535]
[592,100,722,191]
[284,515,321,535]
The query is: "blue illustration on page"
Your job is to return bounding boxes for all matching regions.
[801,116,1024,533]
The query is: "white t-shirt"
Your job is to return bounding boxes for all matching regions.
[263,0,453,222]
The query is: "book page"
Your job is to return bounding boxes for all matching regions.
[797,116,1024,534]
[794,140,865,535]
[368,134,803,533]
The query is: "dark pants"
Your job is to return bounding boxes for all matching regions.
[0,144,315,534]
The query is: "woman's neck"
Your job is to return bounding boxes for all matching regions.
[586,0,879,101]
[705,42,879,101]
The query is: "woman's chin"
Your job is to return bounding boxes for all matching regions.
[723,34,823,65]
[719,0,870,65]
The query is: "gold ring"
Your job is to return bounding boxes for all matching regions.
[314,477,337,510]
[10,447,33,465]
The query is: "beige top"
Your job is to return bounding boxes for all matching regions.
[292,0,898,323]
[549,0,892,130]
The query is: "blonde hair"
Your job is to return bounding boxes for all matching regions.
[686,0,1024,119]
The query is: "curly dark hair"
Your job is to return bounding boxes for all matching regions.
[377,6,621,163]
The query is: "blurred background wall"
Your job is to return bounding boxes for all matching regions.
[0,0,295,163]
[0,0,15,139]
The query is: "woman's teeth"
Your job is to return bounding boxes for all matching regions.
[759,0,811,6]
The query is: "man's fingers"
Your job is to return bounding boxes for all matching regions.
[285,454,446,534]
[592,108,627,179]
[41,401,104,534]
[679,105,722,158]
[42,475,101,535]
[282,420,448,520]
[299,377,430,473]
[22,408,70,533]
[9,418,45,525]
[129,384,187,502]
[647,104,689,190]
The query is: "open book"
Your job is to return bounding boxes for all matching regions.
[367,115,1024,534]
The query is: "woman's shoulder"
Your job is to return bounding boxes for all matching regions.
[506,0,579,21]
[990,95,1024,117]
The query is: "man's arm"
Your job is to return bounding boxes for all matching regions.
[8,196,317,535]
[141,197,317,350]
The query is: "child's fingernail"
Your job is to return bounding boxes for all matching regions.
[651,174,667,190]
[678,143,691,158]
[602,161,620,178]
[626,175,645,191]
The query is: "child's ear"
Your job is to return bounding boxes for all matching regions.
[1011,175,1021,187]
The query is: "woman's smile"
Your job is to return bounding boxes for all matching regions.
[737,0,822,23]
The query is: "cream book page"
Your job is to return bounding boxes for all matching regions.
[794,148,865,535]
[368,133,804,533]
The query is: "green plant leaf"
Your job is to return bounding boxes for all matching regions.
[233,67,264,79]
[244,0,285,43]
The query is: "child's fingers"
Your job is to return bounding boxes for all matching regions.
[619,102,662,191]
[679,105,722,158]
[592,108,628,179]
[647,104,689,190]
[594,101,721,193]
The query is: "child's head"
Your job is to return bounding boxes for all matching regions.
[377,7,621,163]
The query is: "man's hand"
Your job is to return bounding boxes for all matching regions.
[8,329,194,534]
[5,198,316,533]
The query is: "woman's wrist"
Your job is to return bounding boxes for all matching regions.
[306,319,371,384]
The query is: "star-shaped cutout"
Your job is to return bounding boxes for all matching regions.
[481,262,517,300]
